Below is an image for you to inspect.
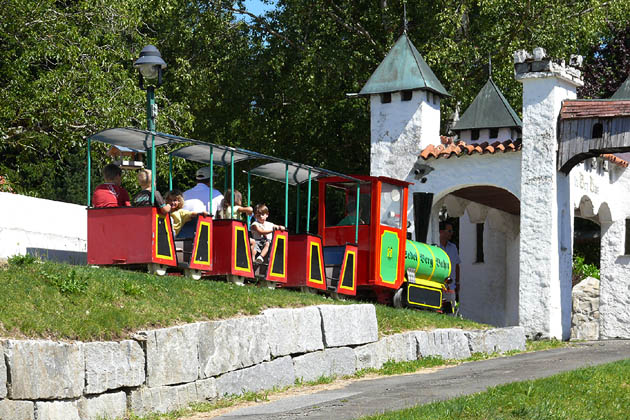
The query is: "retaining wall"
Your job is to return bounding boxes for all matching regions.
[0,304,525,420]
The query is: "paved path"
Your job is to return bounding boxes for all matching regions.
[209,340,630,420]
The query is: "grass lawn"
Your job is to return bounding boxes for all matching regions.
[0,256,487,341]
[361,359,630,420]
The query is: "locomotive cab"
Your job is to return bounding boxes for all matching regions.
[319,175,452,310]
[319,176,410,302]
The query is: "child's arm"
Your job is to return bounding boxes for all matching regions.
[272,223,286,231]
[237,206,253,216]
[251,223,273,235]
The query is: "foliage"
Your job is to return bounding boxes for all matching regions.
[361,359,630,420]
[572,255,600,286]
[580,23,630,99]
[3,0,630,208]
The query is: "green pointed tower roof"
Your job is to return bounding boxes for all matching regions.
[359,33,449,97]
[452,77,522,131]
[611,75,630,99]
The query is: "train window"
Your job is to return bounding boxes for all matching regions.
[380,184,403,229]
[325,183,370,227]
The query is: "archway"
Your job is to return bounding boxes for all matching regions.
[432,185,520,327]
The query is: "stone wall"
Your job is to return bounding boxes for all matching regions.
[571,277,600,340]
[0,304,525,420]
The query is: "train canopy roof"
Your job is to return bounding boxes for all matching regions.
[88,127,188,149]
[248,162,360,186]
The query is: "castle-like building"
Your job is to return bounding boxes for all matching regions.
[361,34,630,340]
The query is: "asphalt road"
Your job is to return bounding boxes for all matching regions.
[211,340,630,420]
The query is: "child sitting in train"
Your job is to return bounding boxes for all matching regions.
[132,169,170,215]
[164,189,208,235]
[215,189,253,221]
[250,204,286,263]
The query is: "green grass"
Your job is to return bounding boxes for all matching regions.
[360,359,630,420]
[0,257,485,341]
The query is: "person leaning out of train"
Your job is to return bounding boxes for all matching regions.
[215,189,253,221]
[92,163,131,208]
[164,189,209,236]
[132,169,170,215]
[250,204,285,263]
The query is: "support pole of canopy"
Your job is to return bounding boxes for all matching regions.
[306,169,312,233]
[247,171,251,229]
[284,163,289,229]
[355,182,360,243]
[168,155,173,191]
[209,147,214,215]
[87,137,91,207]
[151,134,156,205]
[230,151,234,219]
[296,182,300,234]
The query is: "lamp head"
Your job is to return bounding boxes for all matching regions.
[134,45,167,87]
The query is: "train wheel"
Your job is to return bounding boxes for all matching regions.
[184,268,202,280]
[330,292,346,301]
[300,286,318,295]
[260,280,276,290]
[148,263,167,276]
[228,274,245,286]
[392,286,405,308]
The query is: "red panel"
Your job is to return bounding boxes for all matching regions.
[336,244,358,296]
[87,207,176,266]
[266,230,288,283]
[305,236,326,290]
[209,220,254,278]
[286,234,325,290]
[188,215,213,271]
[151,212,177,265]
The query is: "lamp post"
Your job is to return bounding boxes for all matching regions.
[134,45,167,204]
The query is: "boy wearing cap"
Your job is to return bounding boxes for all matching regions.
[182,167,223,215]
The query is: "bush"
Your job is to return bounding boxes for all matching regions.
[572,255,600,287]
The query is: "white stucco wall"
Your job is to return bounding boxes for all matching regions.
[370,90,441,180]
[457,209,521,327]
[517,71,579,340]
[0,192,86,262]
[457,127,516,143]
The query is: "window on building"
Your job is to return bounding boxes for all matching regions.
[592,123,603,138]
[489,128,499,139]
[401,90,412,101]
[625,219,630,255]
[476,223,485,263]
[380,93,391,104]
[471,129,480,141]
[433,94,438,105]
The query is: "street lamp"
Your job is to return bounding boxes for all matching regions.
[134,45,167,204]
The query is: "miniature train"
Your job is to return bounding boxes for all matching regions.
[86,128,453,311]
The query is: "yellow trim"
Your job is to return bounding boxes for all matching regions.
[308,242,324,285]
[408,240,421,274]
[407,283,442,309]
[338,249,356,291]
[192,221,211,266]
[420,243,437,281]
[233,225,252,272]
[155,214,175,261]
[379,230,399,284]
[268,235,287,279]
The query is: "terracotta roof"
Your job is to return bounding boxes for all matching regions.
[419,137,522,160]
[602,154,629,168]
[419,136,629,168]
[560,100,630,119]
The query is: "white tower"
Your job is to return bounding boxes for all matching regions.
[360,33,449,180]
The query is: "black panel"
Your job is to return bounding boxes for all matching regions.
[235,229,248,268]
[271,238,285,275]
[413,193,433,243]
[310,244,322,281]
[340,253,354,289]
[407,284,441,309]
[157,217,172,258]
[194,224,209,262]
